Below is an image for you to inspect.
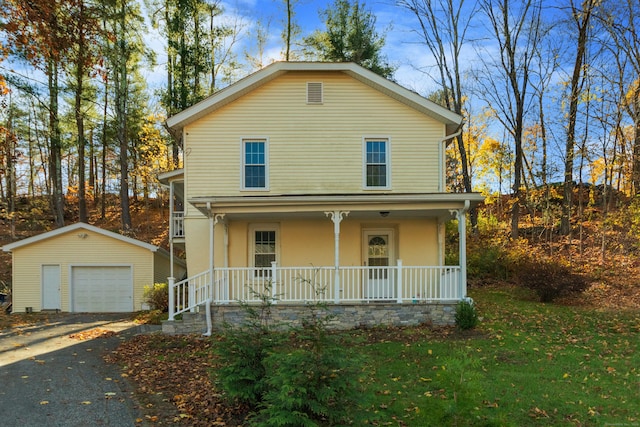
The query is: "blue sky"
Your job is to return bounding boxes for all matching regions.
[237,0,439,92]
[144,0,440,96]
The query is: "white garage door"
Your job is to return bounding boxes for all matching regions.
[71,266,133,312]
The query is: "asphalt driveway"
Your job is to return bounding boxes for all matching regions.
[0,314,159,427]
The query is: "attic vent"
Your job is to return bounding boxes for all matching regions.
[307,82,323,104]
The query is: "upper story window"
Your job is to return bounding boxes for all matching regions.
[243,139,268,190]
[364,138,390,189]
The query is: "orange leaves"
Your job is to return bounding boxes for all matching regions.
[106,334,244,426]
[69,328,116,340]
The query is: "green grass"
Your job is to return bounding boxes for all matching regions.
[349,286,640,426]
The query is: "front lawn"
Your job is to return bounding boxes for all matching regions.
[108,285,640,426]
[353,285,640,426]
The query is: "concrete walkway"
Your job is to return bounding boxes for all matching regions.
[0,314,159,427]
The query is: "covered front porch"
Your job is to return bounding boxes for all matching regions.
[165,193,483,329]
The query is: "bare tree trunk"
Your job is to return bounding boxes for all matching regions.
[285,0,292,60]
[101,74,108,218]
[398,0,478,229]
[477,0,538,239]
[48,58,65,227]
[562,0,595,235]
[74,2,88,223]
[116,0,132,231]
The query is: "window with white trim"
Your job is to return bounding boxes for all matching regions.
[249,224,279,278]
[364,138,390,188]
[243,139,268,189]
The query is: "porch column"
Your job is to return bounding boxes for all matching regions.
[450,200,470,299]
[212,213,225,302]
[325,210,349,303]
[169,182,175,279]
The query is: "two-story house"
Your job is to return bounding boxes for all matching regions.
[159,62,483,333]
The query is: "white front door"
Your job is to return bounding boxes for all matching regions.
[363,229,395,299]
[42,265,61,310]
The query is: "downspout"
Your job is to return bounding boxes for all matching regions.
[438,126,463,192]
[205,201,213,336]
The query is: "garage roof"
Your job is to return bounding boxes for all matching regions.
[2,222,159,252]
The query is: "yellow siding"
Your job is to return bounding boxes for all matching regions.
[183,71,445,203]
[184,217,212,275]
[182,216,439,275]
[11,229,154,312]
[153,251,187,283]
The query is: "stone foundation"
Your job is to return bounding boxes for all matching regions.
[162,312,208,335]
[213,302,457,330]
[163,302,458,335]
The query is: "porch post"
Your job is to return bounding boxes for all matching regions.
[451,200,470,299]
[212,213,225,302]
[168,276,175,321]
[169,182,175,279]
[458,208,467,299]
[223,223,229,303]
[396,259,403,303]
[325,210,349,304]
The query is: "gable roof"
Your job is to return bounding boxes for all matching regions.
[166,62,463,134]
[2,222,159,252]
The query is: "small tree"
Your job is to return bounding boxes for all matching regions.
[251,276,363,426]
[213,283,283,406]
[304,0,395,78]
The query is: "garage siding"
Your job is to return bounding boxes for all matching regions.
[10,228,154,312]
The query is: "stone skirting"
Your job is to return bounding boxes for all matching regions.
[162,312,208,335]
[212,302,457,331]
[162,302,458,334]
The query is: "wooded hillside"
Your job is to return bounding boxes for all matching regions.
[2,191,639,310]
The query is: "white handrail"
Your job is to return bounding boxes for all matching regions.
[168,270,211,321]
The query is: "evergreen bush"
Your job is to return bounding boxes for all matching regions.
[254,299,362,426]
[213,283,283,406]
[455,299,479,330]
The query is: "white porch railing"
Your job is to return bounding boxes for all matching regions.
[168,270,211,320]
[168,263,462,321]
[171,211,185,238]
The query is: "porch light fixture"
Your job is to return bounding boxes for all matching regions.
[379,211,390,217]
[77,233,88,239]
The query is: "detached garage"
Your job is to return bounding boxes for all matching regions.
[2,222,185,313]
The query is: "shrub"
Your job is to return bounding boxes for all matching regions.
[515,257,590,302]
[252,293,363,426]
[455,299,479,330]
[213,283,283,406]
[214,323,282,406]
[214,277,363,425]
[256,340,361,426]
[467,244,509,280]
[143,283,169,311]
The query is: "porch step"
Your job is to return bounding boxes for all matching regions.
[162,311,208,335]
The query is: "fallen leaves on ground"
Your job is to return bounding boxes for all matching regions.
[69,328,117,340]
[104,334,249,426]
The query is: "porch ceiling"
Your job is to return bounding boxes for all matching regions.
[189,193,484,220]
